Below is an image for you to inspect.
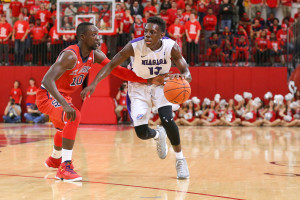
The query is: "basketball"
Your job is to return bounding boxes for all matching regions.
[164,78,191,104]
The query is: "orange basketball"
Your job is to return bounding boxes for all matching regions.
[164,78,191,104]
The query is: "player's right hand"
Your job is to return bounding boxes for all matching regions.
[63,104,76,121]
[80,85,96,101]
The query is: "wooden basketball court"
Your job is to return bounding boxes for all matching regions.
[1,123,300,200]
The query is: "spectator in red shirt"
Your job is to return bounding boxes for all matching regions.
[252,11,265,27]
[120,9,133,45]
[143,0,157,17]
[176,9,185,25]
[167,1,177,24]
[0,15,12,66]
[0,2,6,15]
[221,26,233,42]
[266,0,279,17]
[24,0,35,11]
[240,12,252,35]
[268,32,285,66]
[182,4,192,22]
[168,18,184,51]
[235,36,249,66]
[203,8,217,50]
[159,8,171,27]
[220,36,234,66]
[116,3,125,30]
[49,21,62,64]
[249,0,263,19]
[78,4,89,14]
[250,19,262,39]
[31,18,48,65]
[185,12,201,65]
[10,80,22,105]
[26,78,37,106]
[206,32,221,65]
[29,1,40,15]
[35,3,51,28]
[176,0,186,10]
[130,15,144,39]
[255,30,269,66]
[276,24,294,53]
[115,82,128,123]
[12,13,30,66]
[281,0,292,18]
[9,0,23,24]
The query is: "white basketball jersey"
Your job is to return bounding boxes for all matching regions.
[129,37,175,79]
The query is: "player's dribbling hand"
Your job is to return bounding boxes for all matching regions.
[169,73,185,80]
[63,104,76,121]
[80,85,96,101]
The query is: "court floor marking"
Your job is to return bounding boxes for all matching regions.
[0,173,245,200]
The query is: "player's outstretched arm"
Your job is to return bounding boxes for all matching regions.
[171,43,192,82]
[41,51,77,121]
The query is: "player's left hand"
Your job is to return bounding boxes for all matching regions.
[80,85,96,101]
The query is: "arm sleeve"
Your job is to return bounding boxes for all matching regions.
[99,58,147,83]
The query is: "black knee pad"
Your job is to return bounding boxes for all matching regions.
[158,106,180,146]
[134,124,156,140]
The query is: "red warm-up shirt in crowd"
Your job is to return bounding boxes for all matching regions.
[184,20,201,40]
[168,24,184,40]
[133,23,144,38]
[143,6,157,16]
[9,1,23,17]
[115,10,125,28]
[167,8,177,24]
[26,86,37,104]
[35,10,51,26]
[0,22,12,44]
[256,37,269,50]
[10,88,22,104]
[13,20,29,40]
[276,29,293,43]
[160,13,171,27]
[49,25,62,44]
[268,40,281,51]
[203,14,217,31]
[121,16,132,33]
[266,0,278,8]
[25,0,35,10]
[31,25,48,44]
[198,1,208,13]
[176,0,186,9]
[281,0,292,6]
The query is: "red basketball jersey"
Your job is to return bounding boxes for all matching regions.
[133,23,144,39]
[54,45,94,96]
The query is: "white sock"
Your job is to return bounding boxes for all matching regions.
[175,151,184,159]
[62,149,73,163]
[51,147,62,159]
[154,130,160,140]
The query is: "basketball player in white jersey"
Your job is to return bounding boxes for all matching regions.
[81,17,192,179]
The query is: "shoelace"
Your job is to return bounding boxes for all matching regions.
[65,162,76,174]
[176,160,186,174]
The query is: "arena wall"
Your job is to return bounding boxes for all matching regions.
[0,66,289,123]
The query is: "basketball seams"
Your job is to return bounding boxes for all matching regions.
[164,78,191,104]
[164,87,190,93]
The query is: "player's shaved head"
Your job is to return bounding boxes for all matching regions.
[147,16,166,33]
[76,22,95,38]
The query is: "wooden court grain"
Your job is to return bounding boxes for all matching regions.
[1,123,300,200]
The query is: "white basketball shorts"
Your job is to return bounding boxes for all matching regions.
[127,82,172,126]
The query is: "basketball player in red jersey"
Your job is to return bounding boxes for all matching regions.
[36,22,165,182]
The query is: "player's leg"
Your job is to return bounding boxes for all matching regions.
[127,83,168,159]
[158,105,189,179]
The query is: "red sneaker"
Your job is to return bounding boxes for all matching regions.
[55,161,82,182]
[45,156,62,169]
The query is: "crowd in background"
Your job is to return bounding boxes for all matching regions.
[0,0,298,66]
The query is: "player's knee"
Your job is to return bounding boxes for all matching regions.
[134,124,154,140]
[158,106,173,123]
[54,130,63,147]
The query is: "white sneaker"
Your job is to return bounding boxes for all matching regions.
[155,126,168,159]
[176,158,190,179]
